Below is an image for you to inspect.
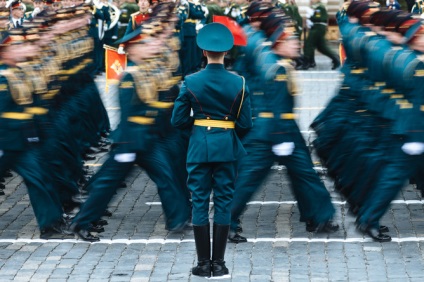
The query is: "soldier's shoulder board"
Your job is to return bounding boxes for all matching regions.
[274,74,287,81]
[120,81,134,88]
[0,84,8,91]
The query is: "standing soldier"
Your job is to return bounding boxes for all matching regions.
[171,23,252,278]
[7,0,24,29]
[301,0,340,70]
[117,0,151,54]
[178,0,205,78]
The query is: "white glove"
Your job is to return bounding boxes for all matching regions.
[117,46,125,54]
[272,142,295,156]
[114,153,136,163]
[231,9,238,18]
[401,142,424,155]
[180,0,188,6]
[32,7,40,18]
[196,23,204,31]
[93,0,103,9]
[306,19,314,29]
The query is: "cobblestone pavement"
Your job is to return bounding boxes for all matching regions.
[2,53,424,282]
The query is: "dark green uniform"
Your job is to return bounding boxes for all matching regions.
[303,1,339,69]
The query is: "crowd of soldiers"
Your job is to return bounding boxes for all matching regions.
[313,0,424,242]
[2,0,423,263]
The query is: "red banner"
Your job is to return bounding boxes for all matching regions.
[104,45,127,83]
[212,15,247,46]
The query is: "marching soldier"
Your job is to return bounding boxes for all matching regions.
[8,0,24,29]
[70,18,191,242]
[117,0,151,54]
[171,23,252,278]
[300,0,340,70]
[177,0,205,78]
[229,12,339,243]
[0,28,72,239]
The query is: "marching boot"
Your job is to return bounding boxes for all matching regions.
[330,55,341,70]
[192,224,211,277]
[212,223,230,277]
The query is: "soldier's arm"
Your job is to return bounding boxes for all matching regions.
[235,77,253,137]
[171,82,194,129]
[118,73,135,125]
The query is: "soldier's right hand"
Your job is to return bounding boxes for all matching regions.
[117,46,126,54]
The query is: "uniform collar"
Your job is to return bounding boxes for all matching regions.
[205,63,225,70]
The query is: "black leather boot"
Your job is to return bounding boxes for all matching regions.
[192,224,211,277]
[212,223,230,277]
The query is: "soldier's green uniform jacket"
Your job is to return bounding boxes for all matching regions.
[277,2,303,36]
[0,66,37,151]
[171,64,252,163]
[114,66,168,153]
[310,1,328,24]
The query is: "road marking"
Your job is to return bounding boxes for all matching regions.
[294,107,325,110]
[146,200,424,206]
[0,237,423,244]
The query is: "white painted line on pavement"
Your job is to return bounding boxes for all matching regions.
[297,79,340,82]
[296,71,340,74]
[294,107,325,110]
[146,200,424,206]
[1,237,424,244]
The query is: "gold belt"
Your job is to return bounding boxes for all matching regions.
[25,107,49,115]
[1,112,33,120]
[128,116,155,125]
[194,119,235,129]
[148,101,174,109]
[184,19,197,24]
[258,112,296,119]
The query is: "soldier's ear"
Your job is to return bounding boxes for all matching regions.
[203,50,207,57]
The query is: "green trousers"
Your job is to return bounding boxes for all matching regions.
[304,24,338,63]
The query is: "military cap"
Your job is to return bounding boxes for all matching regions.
[260,11,290,38]
[346,1,380,22]
[369,10,401,27]
[246,1,273,23]
[384,12,414,32]
[8,0,23,10]
[115,20,157,45]
[269,23,297,47]
[196,23,234,52]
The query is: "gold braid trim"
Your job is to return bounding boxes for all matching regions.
[0,69,33,105]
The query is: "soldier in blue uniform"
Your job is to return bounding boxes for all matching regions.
[0,28,72,239]
[177,0,205,78]
[229,12,339,243]
[70,19,191,242]
[171,23,252,278]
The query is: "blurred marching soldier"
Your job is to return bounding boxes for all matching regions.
[177,0,205,78]
[300,0,340,70]
[29,0,45,18]
[117,0,151,54]
[70,17,192,242]
[0,7,8,194]
[0,28,73,239]
[232,1,273,118]
[7,0,24,29]
[276,0,304,68]
[171,23,252,278]
[103,0,120,47]
[204,0,224,24]
[229,11,339,243]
